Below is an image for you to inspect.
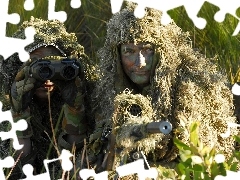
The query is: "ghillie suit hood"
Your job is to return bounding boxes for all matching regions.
[2,17,96,98]
[92,4,237,165]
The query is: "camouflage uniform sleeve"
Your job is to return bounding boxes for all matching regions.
[59,75,87,135]
[62,103,86,134]
[10,64,35,138]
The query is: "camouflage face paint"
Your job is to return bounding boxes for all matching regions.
[120,42,154,88]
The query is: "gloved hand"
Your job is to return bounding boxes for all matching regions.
[11,66,36,112]
[54,71,85,109]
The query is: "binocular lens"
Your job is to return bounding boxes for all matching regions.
[62,66,76,80]
[39,66,52,79]
[30,58,80,81]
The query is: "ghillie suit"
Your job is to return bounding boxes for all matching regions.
[1,17,96,178]
[88,4,238,179]
[3,17,96,97]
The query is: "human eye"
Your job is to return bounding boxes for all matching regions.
[142,47,154,54]
[142,44,154,54]
[146,48,154,53]
[122,47,135,56]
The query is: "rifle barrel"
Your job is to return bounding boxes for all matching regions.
[146,121,172,134]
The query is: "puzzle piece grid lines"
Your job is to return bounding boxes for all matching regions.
[1,0,240,179]
[111,0,240,34]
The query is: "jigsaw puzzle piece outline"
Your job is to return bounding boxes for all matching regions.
[0,102,28,150]
[206,0,240,22]
[111,0,185,24]
[21,149,73,180]
[21,164,50,180]
[0,24,35,61]
[59,149,73,171]
[70,0,81,9]
[48,0,67,22]
[0,0,20,36]
[110,0,206,27]
[0,156,14,180]
[0,0,36,61]
[110,0,240,34]
[181,0,207,29]
[48,0,82,22]
[207,0,240,36]
[0,26,35,61]
[116,159,158,180]
[24,0,35,11]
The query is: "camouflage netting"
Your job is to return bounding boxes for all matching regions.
[92,2,238,166]
[112,90,174,164]
[2,17,97,98]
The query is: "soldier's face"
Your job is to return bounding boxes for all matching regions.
[120,42,154,87]
[34,80,54,99]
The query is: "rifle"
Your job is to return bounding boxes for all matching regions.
[100,92,173,175]
[104,120,172,170]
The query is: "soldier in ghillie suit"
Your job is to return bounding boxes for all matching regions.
[86,4,238,179]
[2,17,95,178]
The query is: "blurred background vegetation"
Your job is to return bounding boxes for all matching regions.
[7,0,240,84]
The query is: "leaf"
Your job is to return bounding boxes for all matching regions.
[202,172,211,180]
[233,151,240,161]
[193,171,203,180]
[211,162,219,177]
[182,158,193,167]
[192,164,203,171]
[209,146,216,157]
[190,121,199,132]
[189,143,200,155]
[230,162,238,172]
[184,169,192,180]
[176,163,185,175]
[174,138,191,151]
[200,146,210,156]
[190,121,199,147]
[218,163,227,176]
[234,135,240,143]
[227,155,234,166]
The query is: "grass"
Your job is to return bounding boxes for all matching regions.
[168,2,240,83]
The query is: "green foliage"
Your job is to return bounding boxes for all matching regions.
[168,2,240,83]
[158,121,240,180]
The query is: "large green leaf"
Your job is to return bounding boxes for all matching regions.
[174,138,191,151]
[190,121,199,147]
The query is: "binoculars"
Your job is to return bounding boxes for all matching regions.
[29,58,81,81]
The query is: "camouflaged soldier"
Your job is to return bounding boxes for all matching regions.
[3,17,92,177]
[87,3,238,177]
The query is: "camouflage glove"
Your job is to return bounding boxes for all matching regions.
[11,66,36,113]
[10,65,35,138]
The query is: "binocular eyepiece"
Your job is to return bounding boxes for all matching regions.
[29,58,80,81]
